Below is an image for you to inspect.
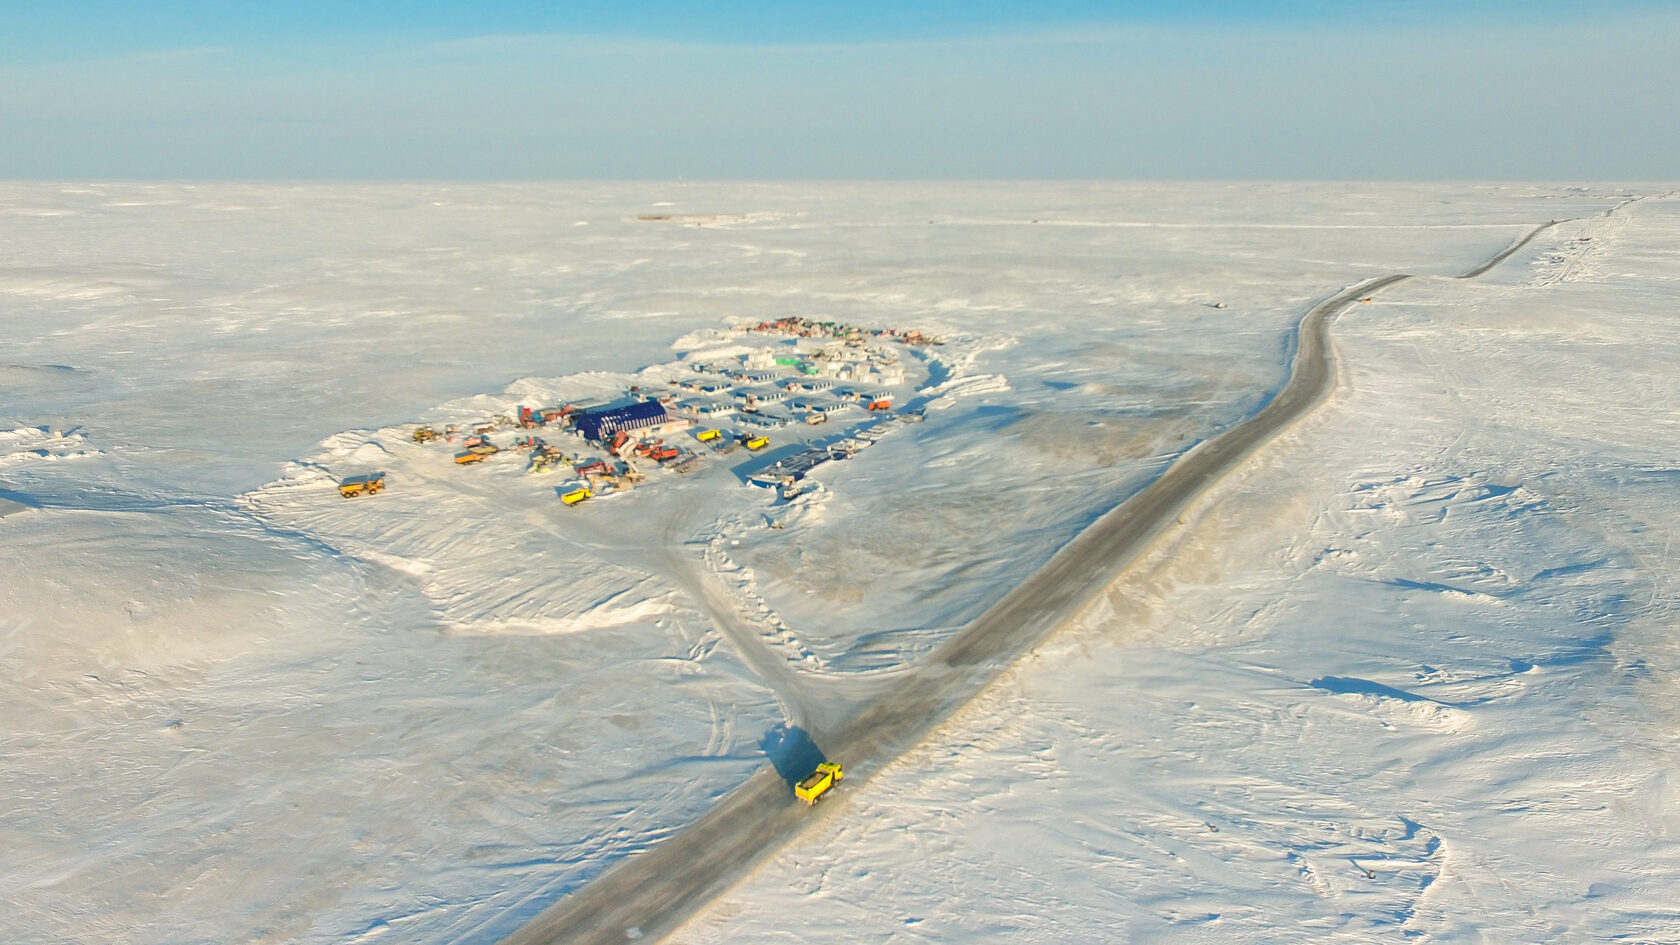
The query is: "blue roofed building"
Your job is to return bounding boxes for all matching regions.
[575,401,684,441]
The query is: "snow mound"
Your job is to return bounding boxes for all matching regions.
[0,425,102,467]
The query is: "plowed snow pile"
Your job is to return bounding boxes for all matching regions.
[3,181,1672,945]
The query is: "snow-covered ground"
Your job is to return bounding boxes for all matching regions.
[676,195,1680,943]
[3,182,1672,944]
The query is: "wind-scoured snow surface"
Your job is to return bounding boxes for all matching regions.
[2,182,1674,944]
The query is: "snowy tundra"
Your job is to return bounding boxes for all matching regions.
[2,182,1675,944]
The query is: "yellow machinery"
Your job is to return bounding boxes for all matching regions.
[560,487,592,506]
[455,451,486,465]
[412,426,438,444]
[696,428,723,443]
[339,473,385,498]
[744,435,770,451]
[794,762,843,805]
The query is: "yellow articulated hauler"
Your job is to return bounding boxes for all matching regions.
[795,762,843,805]
[339,473,385,498]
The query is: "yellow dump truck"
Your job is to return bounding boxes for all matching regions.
[560,487,592,506]
[695,428,723,443]
[412,426,438,444]
[339,473,385,498]
[744,435,770,451]
[794,762,843,805]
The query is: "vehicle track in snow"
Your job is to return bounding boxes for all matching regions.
[498,219,1565,945]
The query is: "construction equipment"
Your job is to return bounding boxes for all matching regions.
[560,487,592,506]
[695,428,723,443]
[649,445,680,463]
[744,435,770,451]
[454,451,487,465]
[412,427,438,444]
[339,473,386,497]
[794,762,843,805]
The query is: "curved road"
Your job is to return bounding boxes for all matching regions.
[500,221,1562,945]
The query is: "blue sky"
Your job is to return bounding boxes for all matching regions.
[2,2,1677,179]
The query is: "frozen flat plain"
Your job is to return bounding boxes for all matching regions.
[2,182,1674,944]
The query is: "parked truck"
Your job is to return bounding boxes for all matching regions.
[794,762,843,805]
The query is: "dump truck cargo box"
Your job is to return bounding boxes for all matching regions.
[794,762,843,805]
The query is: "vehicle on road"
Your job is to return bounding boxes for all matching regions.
[794,762,843,805]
